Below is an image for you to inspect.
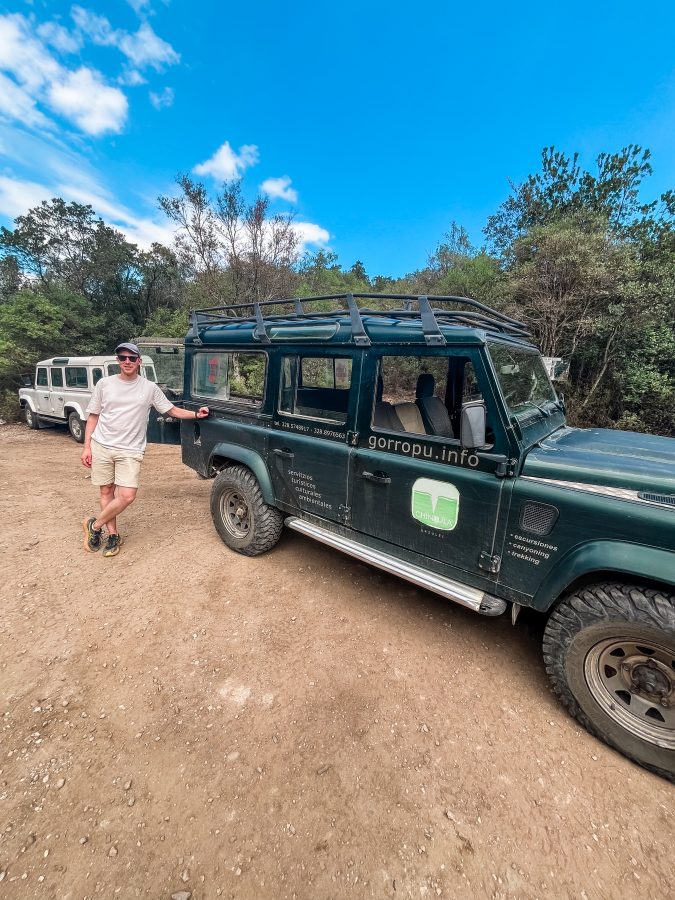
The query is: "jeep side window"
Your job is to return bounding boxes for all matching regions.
[50,368,64,388]
[373,356,452,437]
[36,368,48,387]
[279,355,352,423]
[65,366,88,388]
[192,351,266,406]
[92,368,103,385]
[373,355,489,443]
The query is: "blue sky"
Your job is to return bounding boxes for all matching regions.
[1,1,674,278]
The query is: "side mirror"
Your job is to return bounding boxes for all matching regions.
[460,400,486,449]
[20,373,34,388]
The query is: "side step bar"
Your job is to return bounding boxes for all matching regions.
[285,517,507,617]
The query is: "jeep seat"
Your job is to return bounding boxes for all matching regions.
[373,375,404,431]
[415,373,454,437]
[393,401,427,435]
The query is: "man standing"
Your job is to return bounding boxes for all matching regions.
[81,342,209,557]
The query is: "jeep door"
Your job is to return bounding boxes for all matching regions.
[268,351,360,524]
[34,367,51,415]
[349,349,513,582]
[48,366,66,418]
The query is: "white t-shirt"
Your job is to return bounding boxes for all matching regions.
[86,375,174,453]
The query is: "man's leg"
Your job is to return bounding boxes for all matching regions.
[93,486,138,530]
[99,484,116,535]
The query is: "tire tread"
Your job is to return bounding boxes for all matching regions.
[543,581,675,782]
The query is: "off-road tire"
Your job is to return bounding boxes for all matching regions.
[68,412,85,443]
[210,465,284,557]
[543,582,675,782]
[24,406,39,429]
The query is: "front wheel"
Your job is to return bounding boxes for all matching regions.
[24,406,39,429]
[210,465,284,557]
[543,583,675,782]
[68,412,85,443]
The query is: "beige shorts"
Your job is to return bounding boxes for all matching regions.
[91,439,144,489]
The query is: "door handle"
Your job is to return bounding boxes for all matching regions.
[273,448,295,459]
[361,470,391,485]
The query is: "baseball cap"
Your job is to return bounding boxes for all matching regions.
[115,342,140,357]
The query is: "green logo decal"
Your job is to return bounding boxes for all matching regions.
[411,478,459,530]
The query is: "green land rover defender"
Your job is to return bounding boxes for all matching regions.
[171,294,675,781]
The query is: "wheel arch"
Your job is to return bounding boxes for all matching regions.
[208,442,275,505]
[531,541,675,614]
[63,402,87,420]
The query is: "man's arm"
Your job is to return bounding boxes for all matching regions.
[81,413,99,468]
[167,405,210,421]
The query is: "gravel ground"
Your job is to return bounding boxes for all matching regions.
[0,422,673,900]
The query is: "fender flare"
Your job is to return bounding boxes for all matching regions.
[531,541,675,612]
[63,402,87,421]
[20,396,37,412]
[209,442,275,505]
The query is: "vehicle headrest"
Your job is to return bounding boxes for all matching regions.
[416,372,435,398]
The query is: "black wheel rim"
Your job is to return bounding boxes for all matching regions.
[219,489,251,539]
[585,637,675,748]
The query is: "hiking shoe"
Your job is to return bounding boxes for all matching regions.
[102,534,122,558]
[83,516,103,552]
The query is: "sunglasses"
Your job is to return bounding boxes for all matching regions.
[117,354,139,362]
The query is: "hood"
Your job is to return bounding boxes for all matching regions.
[522,426,675,495]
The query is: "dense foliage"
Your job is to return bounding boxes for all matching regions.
[1,146,673,435]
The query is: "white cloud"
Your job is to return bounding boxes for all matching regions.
[0,13,127,135]
[118,69,147,87]
[72,7,179,71]
[150,86,174,110]
[0,175,54,220]
[71,7,115,45]
[0,14,60,93]
[292,221,330,249]
[37,21,82,55]
[0,171,176,251]
[261,175,298,203]
[127,0,153,15]
[0,72,52,131]
[194,142,260,181]
[48,68,128,136]
[118,22,179,70]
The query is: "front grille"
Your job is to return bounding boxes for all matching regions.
[519,502,559,535]
[637,492,675,508]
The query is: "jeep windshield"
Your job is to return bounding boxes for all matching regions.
[488,342,558,419]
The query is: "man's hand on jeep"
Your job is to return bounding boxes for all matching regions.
[81,446,92,468]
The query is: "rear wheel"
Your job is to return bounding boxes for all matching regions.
[24,406,39,429]
[68,412,85,443]
[543,582,675,782]
[210,465,284,557]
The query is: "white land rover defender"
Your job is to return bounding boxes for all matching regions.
[18,354,157,442]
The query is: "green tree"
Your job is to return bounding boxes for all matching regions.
[159,176,299,305]
[485,145,656,256]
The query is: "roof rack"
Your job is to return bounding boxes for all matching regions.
[189,293,529,347]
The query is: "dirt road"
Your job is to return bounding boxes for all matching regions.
[0,423,672,899]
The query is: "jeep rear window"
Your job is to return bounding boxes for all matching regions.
[65,366,88,388]
[488,343,557,416]
[279,355,352,423]
[192,351,265,406]
[50,368,64,388]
